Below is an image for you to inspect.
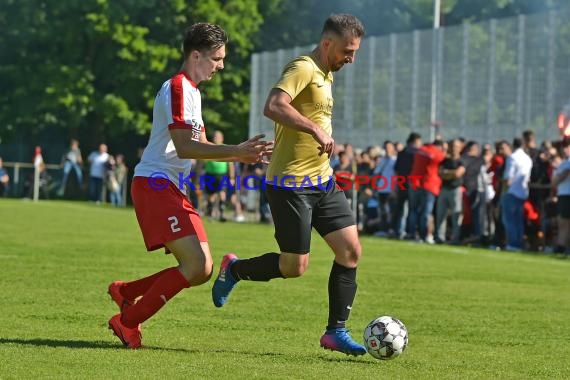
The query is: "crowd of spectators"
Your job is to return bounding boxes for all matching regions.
[331,130,570,256]
[3,139,128,205]
[4,130,570,256]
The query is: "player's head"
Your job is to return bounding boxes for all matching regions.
[183,23,228,82]
[320,14,365,72]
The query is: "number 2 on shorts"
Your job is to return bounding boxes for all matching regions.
[168,216,181,233]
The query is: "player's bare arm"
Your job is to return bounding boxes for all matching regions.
[264,88,334,156]
[170,128,269,163]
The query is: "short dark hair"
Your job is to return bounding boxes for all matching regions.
[406,132,421,144]
[322,14,365,39]
[522,130,535,142]
[513,137,523,149]
[183,23,228,58]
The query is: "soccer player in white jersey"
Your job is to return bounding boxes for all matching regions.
[106,23,271,348]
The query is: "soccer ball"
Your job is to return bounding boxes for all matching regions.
[363,316,408,360]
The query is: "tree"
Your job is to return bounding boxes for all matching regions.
[0,0,263,146]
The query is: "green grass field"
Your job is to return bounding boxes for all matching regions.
[0,198,569,379]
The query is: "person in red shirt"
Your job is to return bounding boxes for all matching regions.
[408,140,446,242]
[490,140,511,248]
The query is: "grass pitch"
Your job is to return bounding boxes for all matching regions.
[0,198,569,379]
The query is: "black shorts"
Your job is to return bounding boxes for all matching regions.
[266,181,355,254]
[558,195,570,219]
[203,174,228,195]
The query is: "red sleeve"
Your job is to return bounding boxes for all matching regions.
[168,73,192,130]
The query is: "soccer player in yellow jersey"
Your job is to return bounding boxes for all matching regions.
[212,14,367,356]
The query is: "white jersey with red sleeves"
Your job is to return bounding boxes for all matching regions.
[134,71,204,184]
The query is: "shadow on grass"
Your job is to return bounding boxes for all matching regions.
[0,337,376,363]
[0,337,285,356]
[316,353,377,365]
[0,338,121,349]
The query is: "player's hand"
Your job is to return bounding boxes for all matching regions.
[312,128,334,157]
[260,142,274,164]
[236,134,272,164]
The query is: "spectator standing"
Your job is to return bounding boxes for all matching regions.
[394,132,422,239]
[522,130,539,161]
[462,141,485,241]
[408,140,446,242]
[435,139,465,244]
[58,139,83,197]
[501,138,533,251]
[373,141,397,235]
[0,157,10,197]
[478,145,496,245]
[114,154,128,206]
[490,140,511,248]
[204,130,230,221]
[551,139,570,255]
[88,144,110,203]
[229,161,245,222]
[246,162,271,223]
[333,151,355,206]
[27,146,50,199]
[107,155,127,207]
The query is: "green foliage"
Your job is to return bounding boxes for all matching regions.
[0,0,262,144]
[1,0,569,148]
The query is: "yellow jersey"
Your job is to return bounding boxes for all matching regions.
[266,55,334,187]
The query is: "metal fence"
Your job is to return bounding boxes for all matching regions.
[249,9,570,147]
[1,161,128,205]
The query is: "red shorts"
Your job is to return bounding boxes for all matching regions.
[131,176,207,251]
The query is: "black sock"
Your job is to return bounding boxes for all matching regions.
[327,261,357,330]
[230,252,283,281]
[219,202,226,218]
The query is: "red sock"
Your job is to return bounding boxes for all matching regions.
[121,267,190,328]
[120,268,172,301]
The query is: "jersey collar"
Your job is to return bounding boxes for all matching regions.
[179,70,199,89]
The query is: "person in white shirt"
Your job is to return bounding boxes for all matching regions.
[106,23,270,349]
[501,137,533,251]
[87,143,109,202]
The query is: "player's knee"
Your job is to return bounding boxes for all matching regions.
[340,241,362,266]
[196,258,214,284]
[179,256,213,285]
[186,265,212,286]
[280,260,308,278]
[204,262,214,281]
[349,241,362,262]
